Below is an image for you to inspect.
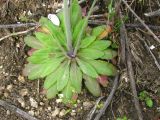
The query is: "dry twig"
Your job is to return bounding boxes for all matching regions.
[126,24,160,31]
[122,0,160,44]
[0,27,37,42]
[120,15,143,120]
[0,23,39,29]
[94,74,120,120]
[86,96,104,120]
[144,9,160,17]
[119,11,126,65]
[0,100,38,120]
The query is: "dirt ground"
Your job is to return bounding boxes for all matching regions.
[0,0,160,120]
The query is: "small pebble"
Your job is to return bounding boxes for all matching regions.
[48,106,51,111]
[56,99,62,103]
[29,97,38,108]
[19,88,28,97]
[0,65,3,69]
[70,112,76,116]
[83,101,93,109]
[51,107,60,117]
[17,98,25,108]
[150,45,155,50]
[28,110,34,116]
[59,109,66,117]
[18,75,25,83]
[40,102,44,106]
[6,110,10,115]
[34,111,39,116]
[4,92,9,98]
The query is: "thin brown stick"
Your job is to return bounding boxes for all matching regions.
[121,18,143,119]
[122,0,160,44]
[0,27,37,42]
[119,11,126,65]
[94,73,120,120]
[135,34,160,71]
[126,51,143,120]
[0,23,39,29]
[86,96,104,120]
[126,24,160,31]
[0,100,38,120]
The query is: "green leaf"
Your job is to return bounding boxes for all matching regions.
[101,49,118,59]
[91,25,106,38]
[44,61,66,89]
[139,91,148,100]
[28,48,63,64]
[23,64,44,80]
[39,17,66,47]
[70,0,82,29]
[40,57,65,78]
[73,18,87,44]
[46,83,58,99]
[76,58,98,78]
[24,57,65,80]
[83,75,101,96]
[88,60,117,76]
[80,36,96,48]
[24,36,44,49]
[145,97,153,108]
[78,48,104,59]
[88,40,111,50]
[34,32,55,47]
[57,61,70,91]
[62,81,75,103]
[39,17,58,34]
[27,48,53,64]
[57,11,65,32]
[70,62,82,93]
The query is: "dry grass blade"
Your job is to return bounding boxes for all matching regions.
[135,34,160,71]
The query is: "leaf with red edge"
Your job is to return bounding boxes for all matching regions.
[27,48,37,56]
[97,75,109,87]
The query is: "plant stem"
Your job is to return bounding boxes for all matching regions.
[73,0,98,56]
[63,0,73,54]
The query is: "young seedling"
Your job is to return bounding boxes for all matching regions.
[139,90,153,108]
[23,0,118,104]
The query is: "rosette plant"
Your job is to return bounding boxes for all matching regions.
[23,0,118,104]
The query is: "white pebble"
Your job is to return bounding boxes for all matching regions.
[17,98,25,108]
[51,107,60,117]
[6,110,10,115]
[28,110,34,116]
[150,45,155,50]
[56,99,62,103]
[48,14,60,26]
[59,109,66,117]
[19,89,28,97]
[48,106,51,111]
[29,97,38,108]
[6,84,13,92]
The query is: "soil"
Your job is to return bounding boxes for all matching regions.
[0,0,160,120]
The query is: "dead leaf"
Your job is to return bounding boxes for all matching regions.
[98,25,112,39]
